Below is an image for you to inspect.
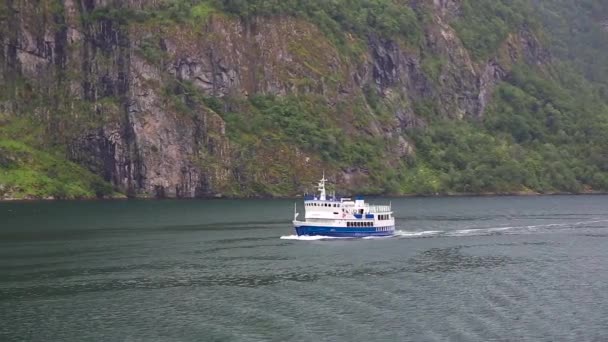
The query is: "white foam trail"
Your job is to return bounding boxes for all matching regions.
[486,227,515,232]
[362,235,394,240]
[280,235,347,241]
[394,230,442,237]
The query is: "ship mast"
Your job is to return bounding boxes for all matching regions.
[318,172,327,201]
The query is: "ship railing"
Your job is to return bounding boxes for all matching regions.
[368,205,391,213]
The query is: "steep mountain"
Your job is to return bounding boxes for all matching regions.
[1,0,607,199]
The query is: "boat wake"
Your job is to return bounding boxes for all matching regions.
[393,218,608,239]
[281,219,608,241]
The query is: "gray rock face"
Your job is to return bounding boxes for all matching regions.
[0,0,549,197]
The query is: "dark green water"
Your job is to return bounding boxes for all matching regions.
[2,196,608,341]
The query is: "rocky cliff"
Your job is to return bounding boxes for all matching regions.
[1,0,605,199]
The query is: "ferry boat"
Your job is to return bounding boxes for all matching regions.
[292,175,395,237]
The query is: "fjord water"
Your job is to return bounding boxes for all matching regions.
[2,196,608,341]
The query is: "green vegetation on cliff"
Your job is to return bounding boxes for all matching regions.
[453,0,539,59]
[406,61,608,194]
[2,0,608,199]
[0,116,116,200]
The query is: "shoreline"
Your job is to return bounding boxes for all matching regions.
[2,190,608,203]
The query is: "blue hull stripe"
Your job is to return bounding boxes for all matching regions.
[294,226,395,237]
